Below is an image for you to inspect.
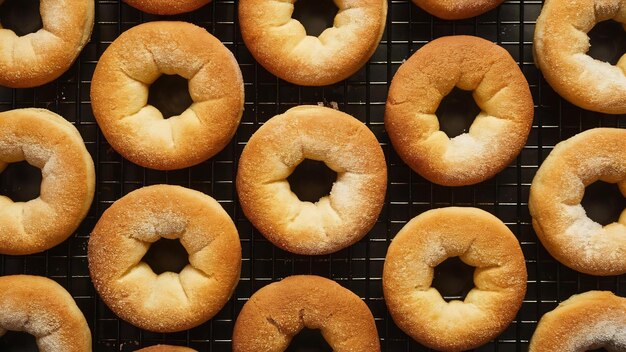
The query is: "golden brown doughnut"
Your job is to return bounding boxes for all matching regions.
[529,128,626,276]
[239,0,387,86]
[383,207,527,351]
[0,108,95,255]
[0,0,94,88]
[124,0,210,15]
[237,105,387,255]
[136,345,196,352]
[232,275,380,352]
[534,0,626,114]
[88,185,241,332]
[0,275,91,351]
[529,291,626,351]
[91,21,244,170]
[385,36,533,187]
[412,0,504,20]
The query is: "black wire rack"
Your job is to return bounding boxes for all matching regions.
[0,0,625,351]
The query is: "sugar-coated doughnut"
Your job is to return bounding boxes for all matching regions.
[385,36,533,186]
[0,275,91,352]
[530,291,626,351]
[0,0,94,88]
[412,0,503,20]
[88,185,241,332]
[534,0,626,114]
[136,345,196,352]
[383,207,527,351]
[91,21,244,170]
[232,275,380,352]
[529,128,626,276]
[237,105,387,255]
[239,0,387,86]
[124,0,210,15]
[0,108,95,255]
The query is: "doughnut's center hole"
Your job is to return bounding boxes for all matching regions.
[142,238,189,275]
[432,256,475,302]
[436,87,481,139]
[287,328,332,352]
[287,159,337,203]
[148,74,193,119]
[581,181,626,226]
[0,161,42,202]
[0,331,38,352]
[292,0,338,37]
[0,0,43,36]
[587,20,626,65]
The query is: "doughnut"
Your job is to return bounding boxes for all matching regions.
[238,0,387,86]
[0,275,91,351]
[91,21,244,170]
[0,108,95,255]
[136,345,196,352]
[534,0,626,114]
[529,128,626,276]
[0,0,94,88]
[530,291,626,351]
[88,184,241,332]
[124,0,210,15]
[232,275,380,352]
[385,36,533,187]
[237,105,387,255]
[383,207,527,351]
[411,0,503,20]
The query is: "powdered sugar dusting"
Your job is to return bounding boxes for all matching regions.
[564,204,604,258]
[572,53,626,92]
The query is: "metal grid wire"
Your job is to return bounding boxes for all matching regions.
[0,0,625,351]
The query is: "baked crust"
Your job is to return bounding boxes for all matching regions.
[529,128,626,276]
[0,275,91,352]
[88,185,242,333]
[124,0,210,14]
[236,105,387,255]
[383,207,527,351]
[0,0,94,88]
[239,0,387,86]
[412,0,503,19]
[136,345,196,352]
[0,108,95,255]
[91,21,244,170]
[534,0,626,114]
[232,275,380,352]
[385,35,533,186]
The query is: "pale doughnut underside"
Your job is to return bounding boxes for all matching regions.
[136,345,197,352]
[124,0,211,15]
[232,275,381,352]
[0,0,94,88]
[412,0,504,20]
[529,128,626,276]
[534,0,626,114]
[383,207,527,351]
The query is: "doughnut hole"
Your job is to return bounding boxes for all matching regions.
[291,0,338,37]
[287,159,337,203]
[142,238,190,275]
[587,20,626,65]
[0,161,42,202]
[436,87,481,138]
[0,331,38,352]
[581,181,626,226]
[431,256,475,302]
[287,328,332,352]
[148,75,193,119]
[0,0,43,37]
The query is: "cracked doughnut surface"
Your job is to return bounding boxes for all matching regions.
[124,0,210,14]
[0,108,95,255]
[385,36,534,186]
[411,0,503,19]
[91,21,244,170]
[136,345,196,352]
[236,105,387,255]
[238,0,387,86]
[534,0,626,114]
[529,128,626,276]
[0,275,91,352]
[88,185,241,333]
[0,0,94,88]
[232,275,380,352]
[383,207,527,351]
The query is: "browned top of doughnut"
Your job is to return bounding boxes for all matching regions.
[124,0,211,15]
[530,291,626,351]
[385,35,533,186]
[239,0,387,86]
[383,207,527,351]
[0,0,94,88]
[529,128,626,276]
[534,0,626,114]
[136,345,197,352]
[91,21,244,170]
[88,185,241,332]
[0,275,91,352]
[237,105,387,255]
[412,0,503,20]
[233,275,380,352]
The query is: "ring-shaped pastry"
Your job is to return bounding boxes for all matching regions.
[412,0,504,20]
[124,0,210,15]
[136,345,196,352]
